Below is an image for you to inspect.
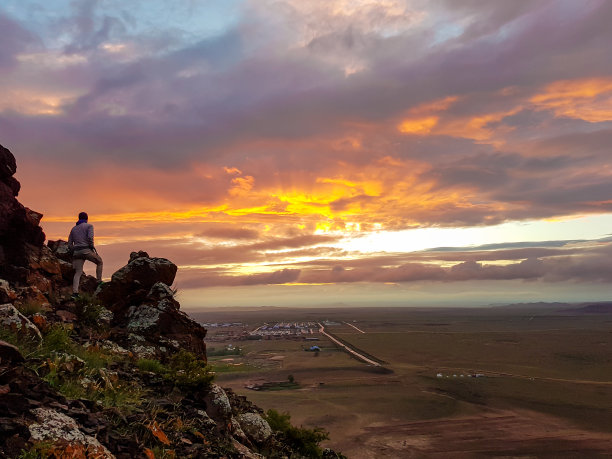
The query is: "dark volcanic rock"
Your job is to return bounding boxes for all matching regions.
[129,250,150,262]
[0,340,24,364]
[91,252,207,359]
[48,239,73,263]
[0,144,46,285]
[0,145,17,179]
[96,252,177,311]
[122,282,207,358]
[5,176,20,196]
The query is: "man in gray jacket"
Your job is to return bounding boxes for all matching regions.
[68,211,103,297]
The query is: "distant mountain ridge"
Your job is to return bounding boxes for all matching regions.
[492,301,612,314]
[562,303,612,314]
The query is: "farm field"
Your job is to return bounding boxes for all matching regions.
[192,306,612,458]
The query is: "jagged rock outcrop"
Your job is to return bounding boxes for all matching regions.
[0,145,342,458]
[97,252,177,312]
[95,251,207,359]
[0,144,46,286]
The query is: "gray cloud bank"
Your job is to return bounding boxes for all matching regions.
[3,1,612,229]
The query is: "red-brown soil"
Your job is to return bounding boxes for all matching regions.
[345,408,612,458]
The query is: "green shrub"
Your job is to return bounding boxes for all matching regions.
[167,350,214,389]
[41,325,73,351]
[45,376,88,400]
[265,409,329,458]
[137,358,168,374]
[18,441,54,459]
[74,294,110,329]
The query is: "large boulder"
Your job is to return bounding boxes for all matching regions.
[236,412,273,445]
[203,384,233,421]
[96,254,207,359]
[96,251,177,311]
[125,282,207,357]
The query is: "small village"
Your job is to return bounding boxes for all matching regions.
[249,322,319,338]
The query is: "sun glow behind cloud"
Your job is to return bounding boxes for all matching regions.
[336,214,612,255]
[4,1,612,306]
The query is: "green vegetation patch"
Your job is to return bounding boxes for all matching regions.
[74,293,111,331]
[264,409,333,458]
[137,358,168,374]
[137,351,215,389]
[16,300,45,317]
[208,346,243,356]
[168,349,214,388]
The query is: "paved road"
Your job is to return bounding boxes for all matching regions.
[343,321,365,333]
[318,322,380,366]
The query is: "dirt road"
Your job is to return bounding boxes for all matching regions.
[318,323,380,366]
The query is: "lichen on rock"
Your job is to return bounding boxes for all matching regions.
[28,408,114,458]
[204,384,233,421]
[236,412,273,444]
[126,299,176,333]
[0,303,42,341]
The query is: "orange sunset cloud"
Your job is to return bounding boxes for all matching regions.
[3,0,612,305]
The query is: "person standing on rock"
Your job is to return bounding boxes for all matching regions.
[68,212,103,298]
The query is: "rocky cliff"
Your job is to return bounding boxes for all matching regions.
[0,144,341,458]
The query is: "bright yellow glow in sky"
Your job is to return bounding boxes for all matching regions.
[335,213,612,254]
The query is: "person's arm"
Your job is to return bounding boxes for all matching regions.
[87,225,95,249]
[68,228,73,247]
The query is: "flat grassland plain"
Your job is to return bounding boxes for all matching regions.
[191,306,612,458]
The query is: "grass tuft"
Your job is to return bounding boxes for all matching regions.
[74,293,111,330]
[137,358,168,374]
[16,300,44,317]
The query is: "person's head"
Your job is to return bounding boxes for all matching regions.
[78,212,88,221]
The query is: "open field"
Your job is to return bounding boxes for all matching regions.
[193,306,612,458]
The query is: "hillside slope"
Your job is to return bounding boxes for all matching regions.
[0,143,341,459]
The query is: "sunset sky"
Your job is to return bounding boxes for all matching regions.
[2,0,612,308]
